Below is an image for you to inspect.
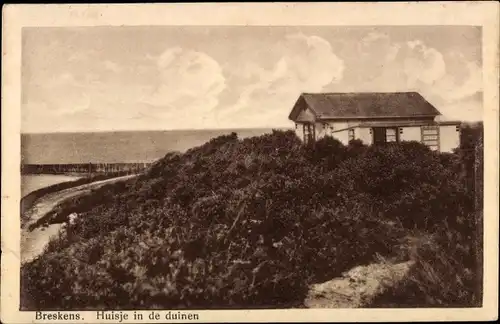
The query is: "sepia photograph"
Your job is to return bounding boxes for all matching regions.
[2,2,499,323]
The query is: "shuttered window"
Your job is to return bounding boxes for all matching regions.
[421,126,439,150]
[303,123,315,144]
[348,128,355,141]
[386,128,397,142]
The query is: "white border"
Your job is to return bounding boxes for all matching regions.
[2,2,499,323]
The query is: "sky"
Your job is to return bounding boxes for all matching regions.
[21,26,483,133]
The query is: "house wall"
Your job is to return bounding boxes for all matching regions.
[294,124,302,140]
[293,118,460,153]
[313,119,434,141]
[356,128,372,145]
[439,124,460,153]
[400,126,421,143]
[313,122,349,140]
[333,122,349,130]
[315,122,331,139]
[333,129,350,145]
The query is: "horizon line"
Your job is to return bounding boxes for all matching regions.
[20,126,295,135]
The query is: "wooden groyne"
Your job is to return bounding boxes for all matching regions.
[22,162,153,175]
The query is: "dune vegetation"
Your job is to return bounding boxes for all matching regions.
[21,123,483,310]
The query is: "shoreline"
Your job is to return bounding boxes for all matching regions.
[22,172,105,177]
[21,174,138,264]
[21,172,137,218]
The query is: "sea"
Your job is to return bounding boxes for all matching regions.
[21,174,82,197]
[20,128,287,196]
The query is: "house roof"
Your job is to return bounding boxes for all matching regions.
[288,92,442,121]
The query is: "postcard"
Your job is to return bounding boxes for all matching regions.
[1,2,499,323]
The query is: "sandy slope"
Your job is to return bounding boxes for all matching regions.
[305,261,414,308]
[20,175,137,264]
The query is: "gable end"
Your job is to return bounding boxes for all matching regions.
[288,95,316,121]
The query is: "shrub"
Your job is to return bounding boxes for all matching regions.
[368,216,482,307]
[21,129,483,309]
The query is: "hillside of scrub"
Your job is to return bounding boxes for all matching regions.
[21,127,483,310]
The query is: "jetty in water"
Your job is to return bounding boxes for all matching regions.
[21,162,153,176]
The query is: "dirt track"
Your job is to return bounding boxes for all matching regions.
[304,261,414,308]
[21,175,137,264]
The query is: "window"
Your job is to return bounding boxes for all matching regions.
[328,124,334,136]
[386,128,397,142]
[303,123,315,144]
[372,127,399,145]
[322,123,332,136]
[348,128,355,141]
[421,125,439,150]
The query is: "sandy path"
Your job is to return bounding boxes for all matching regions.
[21,174,137,264]
[304,261,414,308]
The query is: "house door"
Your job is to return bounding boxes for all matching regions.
[372,127,399,145]
[303,123,315,143]
[372,127,387,145]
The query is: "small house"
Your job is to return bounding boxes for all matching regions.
[288,92,461,152]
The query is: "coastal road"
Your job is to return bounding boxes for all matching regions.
[21,174,137,264]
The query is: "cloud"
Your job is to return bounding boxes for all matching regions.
[396,40,482,120]
[437,92,483,121]
[56,95,92,116]
[22,101,50,133]
[222,33,344,127]
[348,34,446,90]
[358,32,400,64]
[341,32,482,120]
[24,48,228,131]
[68,52,88,62]
[22,28,482,132]
[392,41,481,120]
[431,56,482,103]
[144,47,226,128]
[67,48,100,63]
[42,72,78,88]
[401,40,446,86]
[23,71,95,127]
[103,60,122,73]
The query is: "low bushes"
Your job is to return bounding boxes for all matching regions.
[368,215,482,307]
[21,128,482,309]
[369,123,484,308]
